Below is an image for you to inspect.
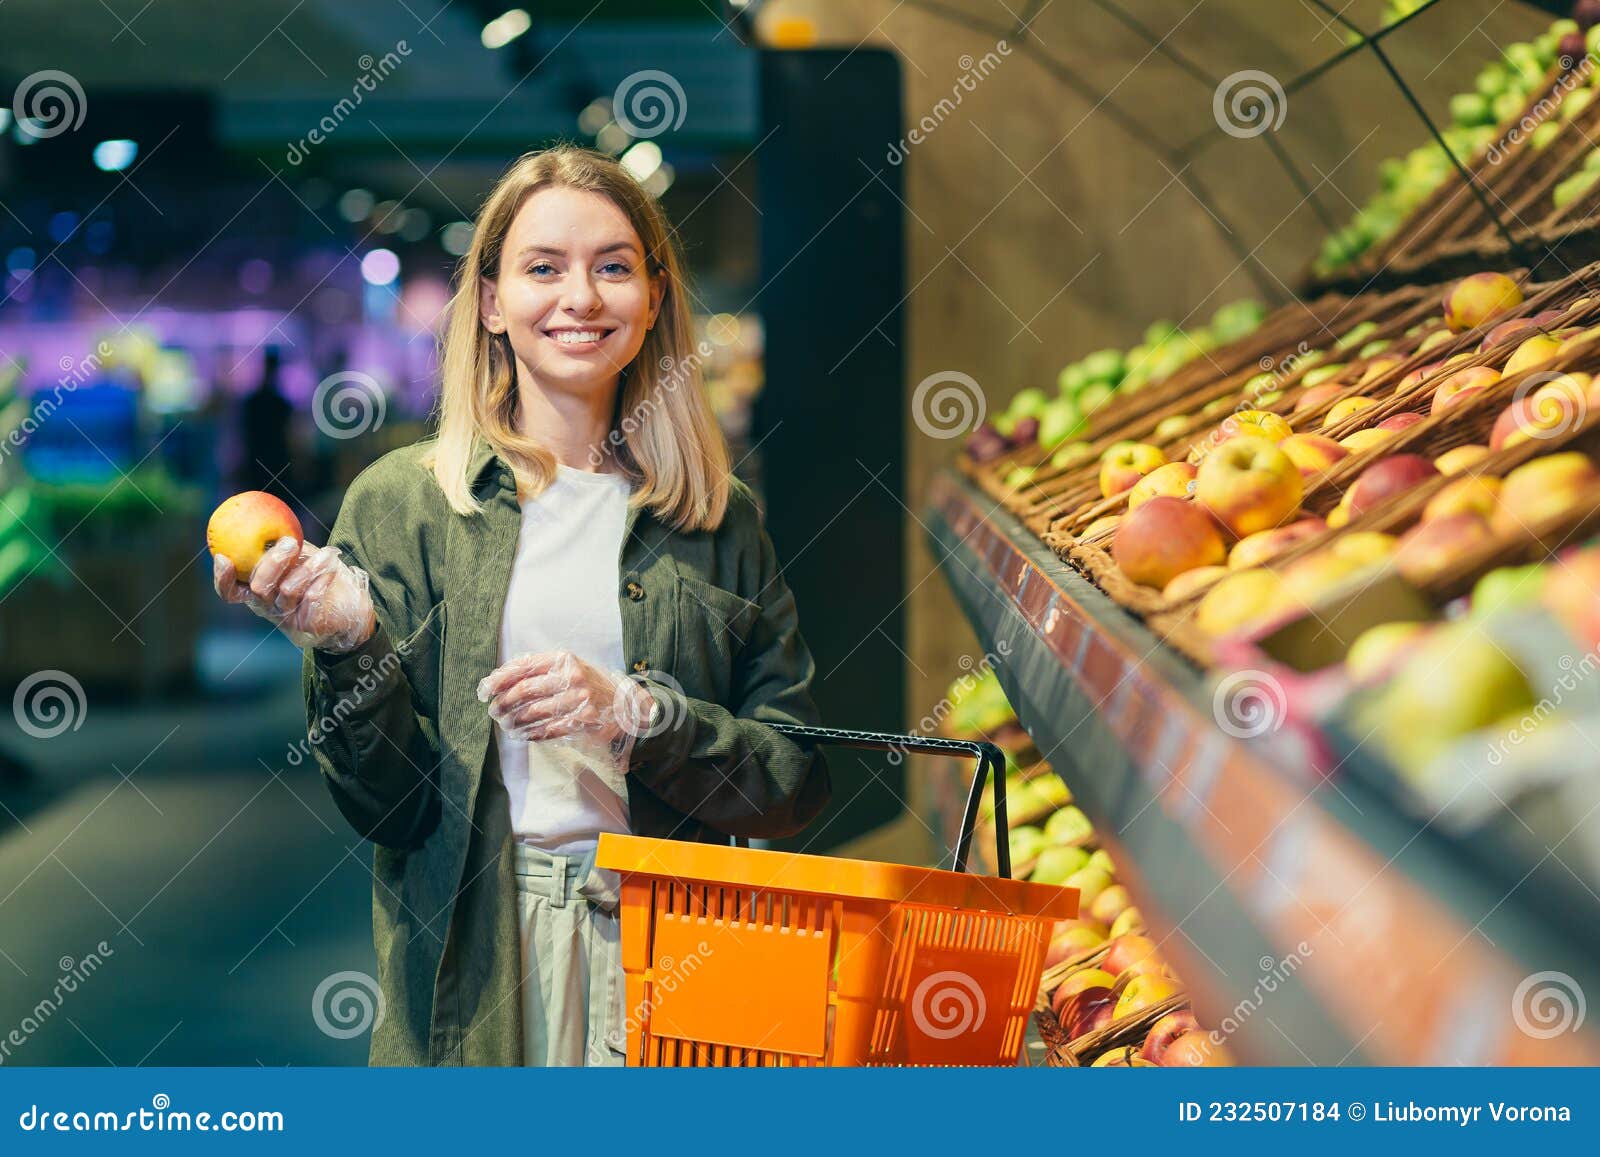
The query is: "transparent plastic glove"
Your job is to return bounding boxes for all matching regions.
[212,537,377,653]
[476,650,655,747]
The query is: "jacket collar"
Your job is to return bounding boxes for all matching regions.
[466,430,650,541]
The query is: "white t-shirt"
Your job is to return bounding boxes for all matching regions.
[495,464,634,854]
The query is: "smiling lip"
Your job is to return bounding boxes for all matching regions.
[544,327,615,351]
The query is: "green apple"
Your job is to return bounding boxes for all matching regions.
[1044,805,1095,845]
[1009,386,1049,418]
[1374,622,1537,776]
[1029,844,1090,885]
[1038,398,1084,449]
[1081,348,1125,384]
[1087,848,1116,875]
[1078,382,1115,412]
[1063,865,1114,907]
[1008,824,1047,864]
[1050,442,1094,470]
[1470,563,1547,618]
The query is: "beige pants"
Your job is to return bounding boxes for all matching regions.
[512,841,627,1067]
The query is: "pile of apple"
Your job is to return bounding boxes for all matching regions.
[1315,14,1588,275]
[966,300,1266,467]
[1078,270,1600,634]
[1046,929,1234,1067]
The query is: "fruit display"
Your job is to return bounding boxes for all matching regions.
[968,301,1270,469]
[930,668,1234,1067]
[1313,14,1589,279]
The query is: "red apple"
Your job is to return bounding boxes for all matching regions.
[1430,366,1500,414]
[1346,454,1440,518]
[1163,1031,1236,1066]
[1227,518,1326,569]
[1395,512,1497,584]
[207,491,304,581]
[1052,968,1118,1018]
[1102,934,1163,980]
[1112,497,1227,589]
[1057,986,1118,1039]
[1377,411,1426,432]
[1140,1009,1201,1064]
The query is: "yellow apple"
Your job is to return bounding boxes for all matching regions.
[1161,564,1229,601]
[1422,475,1501,522]
[1217,409,1292,444]
[1227,518,1326,569]
[1433,444,1490,475]
[1100,441,1168,498]
[1194,436,1304,537]
[1502,332,1562,377]
[1323,396,1377,428]
[1493,452,1600,532]
[1194,567,1285,635]
[1443,271,1523,332]
[1127,461,1198,509]
[1279,433,1349,477]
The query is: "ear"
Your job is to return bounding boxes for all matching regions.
[647,271,665,330]
[479,275,505,334]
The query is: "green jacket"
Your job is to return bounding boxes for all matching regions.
[301,434,831,1065]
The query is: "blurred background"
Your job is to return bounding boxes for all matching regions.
[0,0,1553,1064]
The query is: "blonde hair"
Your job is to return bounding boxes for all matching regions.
[423,144,731,531]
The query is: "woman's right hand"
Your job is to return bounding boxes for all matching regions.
[213,538,377,653]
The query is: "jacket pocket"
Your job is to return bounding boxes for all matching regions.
[673,575,761,704]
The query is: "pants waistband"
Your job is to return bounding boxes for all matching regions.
[512,841,620,909]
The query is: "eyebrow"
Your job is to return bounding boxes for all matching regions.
[516,241,640,259]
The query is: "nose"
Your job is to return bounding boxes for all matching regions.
[560,270,600,317]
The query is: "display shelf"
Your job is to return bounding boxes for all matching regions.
[927,470,1600,1066]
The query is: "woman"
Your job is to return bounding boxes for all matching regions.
[212,146,832,1066]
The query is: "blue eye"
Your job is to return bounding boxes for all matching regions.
[528,261,556,276]
[600,261,629,275]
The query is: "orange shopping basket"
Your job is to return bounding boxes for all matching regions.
[595,724,1078,1067]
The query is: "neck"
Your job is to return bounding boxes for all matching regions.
[514,372,618,472]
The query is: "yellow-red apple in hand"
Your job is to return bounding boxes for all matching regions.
[207,491,303,581]
[210,495,375,653]
[1194,436,1303,537]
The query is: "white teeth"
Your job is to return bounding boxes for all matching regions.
[552,330,605,344]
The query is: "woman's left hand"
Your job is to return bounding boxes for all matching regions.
[477,650,656,746]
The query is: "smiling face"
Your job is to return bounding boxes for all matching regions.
[480,185,663,401]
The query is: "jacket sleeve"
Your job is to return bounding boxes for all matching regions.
[300,463,442,850]
[625,495,831,839]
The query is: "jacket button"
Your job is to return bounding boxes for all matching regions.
[625,580,645,601]
[632,659,649,673]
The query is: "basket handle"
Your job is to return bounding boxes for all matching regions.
[751,723,1012,878]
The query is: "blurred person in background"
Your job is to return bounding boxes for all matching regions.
[237,346,294,501]
[211,146,831,1067]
